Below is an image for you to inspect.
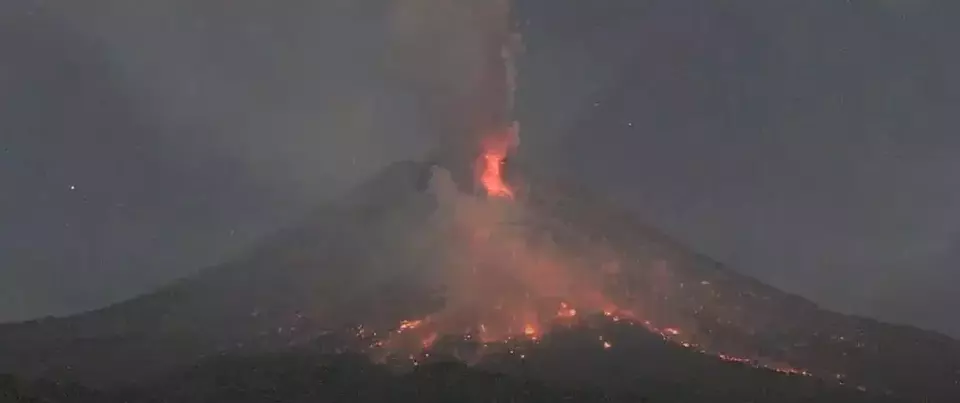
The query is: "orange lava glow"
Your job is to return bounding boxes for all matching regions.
[375,303,819,381]
[361,20,824,384]
[557,302,578,318]
[398,319,423,332]
[477,127,518,199]
[372,127,627,354]
[480,151,512,198]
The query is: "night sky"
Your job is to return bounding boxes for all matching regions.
[3,1,959,336]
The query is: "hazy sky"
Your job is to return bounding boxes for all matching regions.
[2,0,959,336]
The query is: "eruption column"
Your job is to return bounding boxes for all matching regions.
[388,0,520,191]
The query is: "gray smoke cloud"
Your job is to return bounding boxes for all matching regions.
[386,0,517,188]
[1,0,519,321]
[52,0,517,197]
[49,1,433,207]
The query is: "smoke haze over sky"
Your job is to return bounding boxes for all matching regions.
[2,0,959,336]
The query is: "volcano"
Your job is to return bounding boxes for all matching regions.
[1,158,959,403]
[4,1,960,402]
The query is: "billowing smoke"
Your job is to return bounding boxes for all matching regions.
[381,0,620,340]
[374,162,621,348]
[386,0,519,191]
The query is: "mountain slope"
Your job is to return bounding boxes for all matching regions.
[522,168,960,400]
[0,161,436,385]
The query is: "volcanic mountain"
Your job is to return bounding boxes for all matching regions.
[3,1,960,402]
[1,158,958,403]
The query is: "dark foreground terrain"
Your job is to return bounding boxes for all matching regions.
[2,315,899,403]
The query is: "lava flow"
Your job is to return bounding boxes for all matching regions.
[365,125,613,353]
[361,128,818,381]
[361,0,823,384]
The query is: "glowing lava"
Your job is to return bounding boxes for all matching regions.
[557,302,578,318]
[362,1,826,385]
[480,151,512,198]
[477,124,519,199]
[398,319,423,332]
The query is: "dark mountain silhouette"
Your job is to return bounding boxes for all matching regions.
[0,160,958,403]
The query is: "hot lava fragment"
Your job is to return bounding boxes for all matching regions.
[476,125,518,199]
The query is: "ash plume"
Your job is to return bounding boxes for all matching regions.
[386,0,520,191]
[379,0,621,349]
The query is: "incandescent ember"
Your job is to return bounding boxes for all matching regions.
[355,125,819,382]
[355,0,833,390]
